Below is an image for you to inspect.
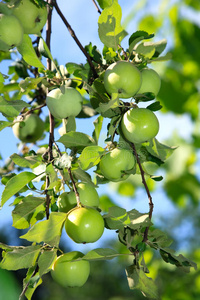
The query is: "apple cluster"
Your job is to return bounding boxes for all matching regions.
[0,0,47,51]
[98,60,161,182]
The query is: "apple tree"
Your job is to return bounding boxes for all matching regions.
[0,0,197,299]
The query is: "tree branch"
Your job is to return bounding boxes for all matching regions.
[92,0,101,14]
[131,143,154,242]
[52,0,98,79]
[45,0,54,220]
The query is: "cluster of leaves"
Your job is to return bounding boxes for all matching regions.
[0,0,197,299]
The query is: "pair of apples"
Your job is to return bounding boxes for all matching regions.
[104,60,160,144]
[0,0,48,51]
[51,183,104,288]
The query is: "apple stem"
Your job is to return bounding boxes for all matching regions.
[131,142,154,242]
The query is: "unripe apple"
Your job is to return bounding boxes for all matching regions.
[65,207,104,243]
[104,61,142,98]
[0,14,24,51]
[137,68,161,96]
[51,251,90,287]
[99,148,136,182]
[121,108,159,144]
[57,182,100,213]
[12,114,44,143]
[46,86,83,119]
[12,0,47,34]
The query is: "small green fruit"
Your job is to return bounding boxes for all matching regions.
[46,86,83,119]
[137,68,161,96]
[65,207,104,243]
[12,114,44,143]
[121,108,159,144]
[12,0,47,34]
[57,182,100,213]
[0,14,24,51]
[99,148,136,182]
[104,61,142,98]
[51,251,90,287]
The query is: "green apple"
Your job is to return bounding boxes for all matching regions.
[104,61,142,98]
[65,207,104,243]
[51,251,90,287]
[12,114,44,143]
[0,14,24,51]
[12,0,47,34]
[57,182,100,213]
[46,86,83,119]
[121,108,159,144]
[137,68,161,96]
[99,148,136,182]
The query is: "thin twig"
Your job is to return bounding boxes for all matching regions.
[131,143,154,242]
[92,0,101,14]
[52,0,98,79]
[67,168,81,206]
[19,266,38,300]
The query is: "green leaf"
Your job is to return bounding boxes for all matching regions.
[146,101,163,111]
[17,34,45,69]
[0,96,29,117]
[19,77,44,93]
[125,265,159,299]
[129,31,154,48]
[92,115,104,144]
[83,248,119,261]
[38,37,54,61]
[23,268,42,300]
[0,245,41,271]
[45,163,59,190]
[159,248,197,272]
[104,206,130,230]
[78,146,105,170]
[12,196,46,229]
[97,0,113,9]
[38,249,57,276]
[10,153,42,168]
[145,138,177,162]
[20,212,67,247]
[57,131,96,150]
[98,1,128,49]
[128,209,152,230]
[72,167,95,185]
[148,228,173,248]
[0,120,12,131]
[135,42,155,59]
[1,172,37,207]
[96,95,119,114]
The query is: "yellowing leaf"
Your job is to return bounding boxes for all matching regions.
[98,1,127,49]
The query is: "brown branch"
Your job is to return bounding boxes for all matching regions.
[45,0,54,220]
[92,0,101,14]
[131,143,154,242]
[67,168,81,207]
[52,0,98,79]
